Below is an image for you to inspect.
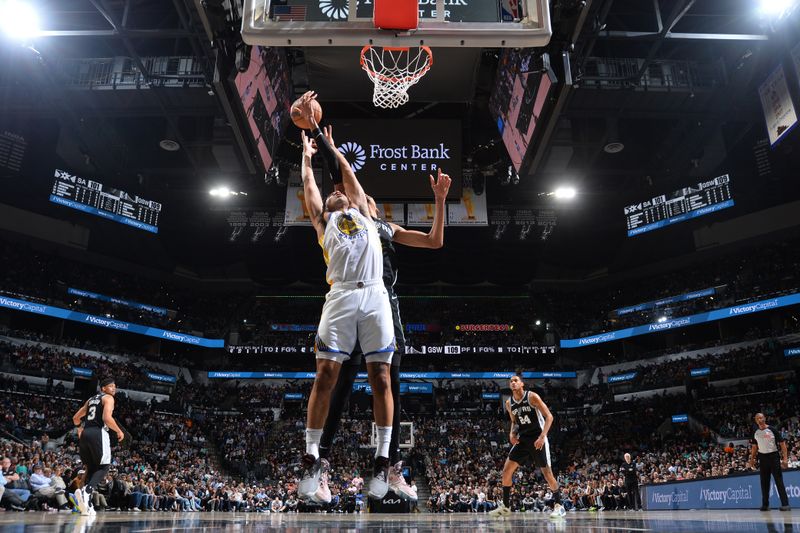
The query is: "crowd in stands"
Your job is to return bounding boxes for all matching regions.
[535,239,800,338]
[0,239,240,337]
[3,234,799,357]
[2,370,798,515]
[603,341,786,392]
[0,338,177,395]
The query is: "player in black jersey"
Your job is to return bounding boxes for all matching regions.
[71,377,125,516]
[490,374,566,518]
[301,107,450,503]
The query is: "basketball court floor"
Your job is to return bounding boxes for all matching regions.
[1,510,797,532]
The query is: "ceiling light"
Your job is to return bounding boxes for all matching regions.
[535,320,542,326]
[210,187,248,198]
[209,187,230,198]
[553,186,576,200]
[0,1,40,41]
[604,141,625,154]
[159,139,180,152]
[657,316,668,323]
[759,0,795,16]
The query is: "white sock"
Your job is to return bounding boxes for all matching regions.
[375,426,392,459]
[305,428,323,458]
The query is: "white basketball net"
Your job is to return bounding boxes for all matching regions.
[360,46,433,109]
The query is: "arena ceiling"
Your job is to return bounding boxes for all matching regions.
[0,0,799,286]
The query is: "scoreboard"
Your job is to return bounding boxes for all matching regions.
[49,169,161,233]
[625,174,733,237]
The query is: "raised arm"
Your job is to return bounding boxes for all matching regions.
[528,392,554,450]
[300,130,326,241]
[317,123,367,215]
[298,94,368,215]
[391,168,452,249]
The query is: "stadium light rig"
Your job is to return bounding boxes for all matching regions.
[538,186,577,201]
[553,186,577,200]
[0,0,40,41]
[209,187,247,198]
[759,0,797,18]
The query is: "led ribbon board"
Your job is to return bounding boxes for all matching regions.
[208,371,577,379]
[560,292,800,348]
[625,174,733,237]
[0,296,223,348]
[68,288,168,317]
[50,169,161,233]
[615,287,717,316]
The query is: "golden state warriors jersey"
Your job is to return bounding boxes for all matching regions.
[321,208,383,284]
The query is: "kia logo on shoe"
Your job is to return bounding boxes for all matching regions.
[382,498,402,505]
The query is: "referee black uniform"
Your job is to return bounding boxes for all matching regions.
[751,418,790,511]
[620,455,642,510]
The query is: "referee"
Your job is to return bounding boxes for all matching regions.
[749,412,791,511]
[620,453,642,511]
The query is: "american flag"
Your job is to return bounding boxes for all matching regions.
[273,5,307,21]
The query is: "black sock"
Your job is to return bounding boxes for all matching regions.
[503,486,510,507]
[553,490,561,505]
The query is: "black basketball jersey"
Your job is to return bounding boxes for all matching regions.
[84,392,107,429]
[373,217,397,288]
[509,390,545,439]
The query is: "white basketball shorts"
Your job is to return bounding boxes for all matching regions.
[315,279,395,364]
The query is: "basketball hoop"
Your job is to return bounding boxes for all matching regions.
[360,45,433,109]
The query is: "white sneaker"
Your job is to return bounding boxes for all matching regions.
[368,457,390,500]
[314,463,332,504]
[74,488,89,516]
[298,454,324,501]
[550,503,566,518]
[388,461,417,501]
[489,502,512,518]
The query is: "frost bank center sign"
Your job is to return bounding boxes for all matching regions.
[644,470,800,509]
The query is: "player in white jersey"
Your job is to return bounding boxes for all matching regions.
[295,92,395,502]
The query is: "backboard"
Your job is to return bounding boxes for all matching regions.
[241,0,551,48]
[372,421,415,449]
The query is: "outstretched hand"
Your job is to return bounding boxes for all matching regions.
[301,130,317,158]
[430,168,452,200]
[323,125,336,150]
[297,90,318,126]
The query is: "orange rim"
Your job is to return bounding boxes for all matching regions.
[360,45,433,84]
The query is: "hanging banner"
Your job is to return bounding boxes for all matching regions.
[407,203,447,227]
[284,173,314,227]
[378,203,406,225]
[448,187,488,226]
[759,65,798,147]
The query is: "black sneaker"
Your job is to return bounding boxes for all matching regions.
[760,506,769,511]
[368,456,390,499]
[780,505,791,511]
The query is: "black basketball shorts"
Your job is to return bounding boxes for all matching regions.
[79,427,112,468]
[508,438,551,468]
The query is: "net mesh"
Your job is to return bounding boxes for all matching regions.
[360,46,433,109]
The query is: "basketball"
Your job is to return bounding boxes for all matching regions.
[291,97,322,130]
